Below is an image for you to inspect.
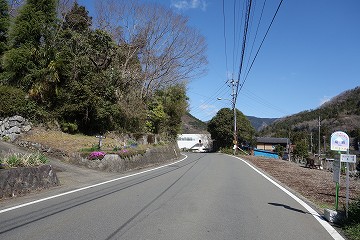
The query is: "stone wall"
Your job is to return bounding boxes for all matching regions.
[68,143,180,173]
[0,115,31,141]
[16,138,180,173]
[0,164,59,199]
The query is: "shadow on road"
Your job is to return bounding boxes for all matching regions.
[268,202,309,214]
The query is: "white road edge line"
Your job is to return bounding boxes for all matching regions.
[0,154,188,214]
[237,156,345,240]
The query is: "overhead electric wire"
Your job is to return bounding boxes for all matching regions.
[219,0,284,119]
[232,0,237,74]
[235,0,253,98]
[188,81,230,113]
[245,0,267,75]
[240,87,290,115]
[233,0,246,76]
[222,0,229,76]
[238,0,284,94]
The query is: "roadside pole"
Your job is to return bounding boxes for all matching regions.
[330,131,353,215]
[332,156,340,211]
[340,152,357,217]
[95,135,106,149]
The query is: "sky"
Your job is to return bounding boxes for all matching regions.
[79,0,360,121]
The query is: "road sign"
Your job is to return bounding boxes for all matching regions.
[330,131,349,151]
[340,154,356,163]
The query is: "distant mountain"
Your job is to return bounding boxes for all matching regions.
[181,112,208,134]
[259,86,360,138]
[181,112,278,134]
[246,116,278,131]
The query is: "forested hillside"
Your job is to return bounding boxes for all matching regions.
[181,112,208,134]
[0,0,207,140]
[246,116,277,131]
[259,86,360,152]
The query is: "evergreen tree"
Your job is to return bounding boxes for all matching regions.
[2,0,58,104]
[146,84,188,139]
[0,0,9,59]
[208,108,255,150]
[62,1,92,32]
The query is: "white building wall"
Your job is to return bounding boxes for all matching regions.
[177,134,212,151]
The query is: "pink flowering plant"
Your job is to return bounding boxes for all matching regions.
[88,151,106,160]
[117,148,146,158]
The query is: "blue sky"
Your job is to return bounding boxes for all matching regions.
[79,0,360,121]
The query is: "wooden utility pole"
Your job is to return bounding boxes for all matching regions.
[231,79,237,155]
[318,116,321,166]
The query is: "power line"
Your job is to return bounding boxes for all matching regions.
[240,87,290,116]
[245,0,267,76]
[188,81,230,113]
[235,0,253,99]
[222,0,229,75]
[239,0,284,94]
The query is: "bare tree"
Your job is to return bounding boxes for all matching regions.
[95,0,207,99]
[7,0,24,17]
[57,0,75,24]
[8,0,73,19]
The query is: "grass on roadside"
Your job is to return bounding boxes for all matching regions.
[344,224,360,240]
[0,152,49,168]
[341,196,360,240]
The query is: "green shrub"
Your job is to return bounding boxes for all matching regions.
[0,85,44,120]
[61,122,78,134]
[346,197,360,225]
[2,136,10,142]
[344,224,360,240]
[0,85,27,117]
[341,196,360,240]
[80,144,100,153]
[219,147,234,155]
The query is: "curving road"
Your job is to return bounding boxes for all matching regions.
[0,152,343,240]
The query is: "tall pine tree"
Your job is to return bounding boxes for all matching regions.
[2,0,58,103]
[0,0,9,58]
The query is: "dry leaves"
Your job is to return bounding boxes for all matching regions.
[242,155,360,210]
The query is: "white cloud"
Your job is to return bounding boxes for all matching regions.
[319,96,331,106]
[171,0,208,11]
[199,103,218,117]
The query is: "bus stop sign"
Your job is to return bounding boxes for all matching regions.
[330,131,349,151]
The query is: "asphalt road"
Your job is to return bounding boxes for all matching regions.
[0,152,342,240]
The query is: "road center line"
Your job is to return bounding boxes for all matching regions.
[0,154,188,214]
[237,156,345,240]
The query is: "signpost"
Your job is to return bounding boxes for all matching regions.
[330,131,354,216]
[340,153,356,217]
[332,159,341,210]
[95,135,106,149]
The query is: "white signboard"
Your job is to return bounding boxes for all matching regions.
[330,131,349,151]
[333,160,341,183]
[340,154,356,163]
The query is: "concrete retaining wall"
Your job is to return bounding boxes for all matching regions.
[0,164,59,199]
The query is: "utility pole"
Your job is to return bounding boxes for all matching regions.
[310,132,313,154]
[318,116,321,166]
[231,79,237,155]
[217,78,237,155]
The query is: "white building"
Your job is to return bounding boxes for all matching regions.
[177,134,212,152]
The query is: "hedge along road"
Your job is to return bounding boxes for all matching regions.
[0,152,344,240]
